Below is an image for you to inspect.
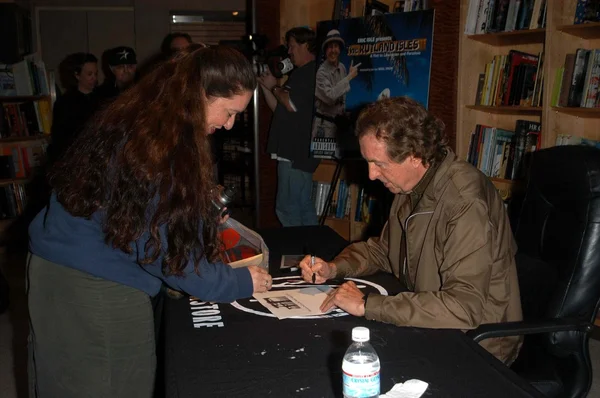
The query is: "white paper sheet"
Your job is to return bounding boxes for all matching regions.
[253,286,333,319]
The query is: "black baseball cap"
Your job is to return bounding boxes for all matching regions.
[107,46,137,66]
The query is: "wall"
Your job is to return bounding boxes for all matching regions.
[30,0,245,62]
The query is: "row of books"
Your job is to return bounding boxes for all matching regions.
[0,183,27,219]
[0,142,47,180]
[0,54,50,97]
[354,187,377,224]
[574,0,600,24]
[475,50,543,107]
[550,49,600,108]
[465,0,547,35]
[467,119,541,180]
[555,134,600,148]
[312,180,351,219]
[0,100,52,137]
[310,180,378,224]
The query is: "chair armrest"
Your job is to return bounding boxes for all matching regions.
[467,318,594,343]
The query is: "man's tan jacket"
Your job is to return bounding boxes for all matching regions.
[334,149,523,364]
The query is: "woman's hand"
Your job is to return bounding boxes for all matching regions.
[247,265,273,293]
[298,255,336,284]
[219,208,230,224]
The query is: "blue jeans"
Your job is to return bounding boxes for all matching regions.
[276,161,318,227]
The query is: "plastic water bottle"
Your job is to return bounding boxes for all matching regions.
[342,327,380,398]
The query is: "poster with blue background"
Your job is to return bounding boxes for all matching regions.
[310,10,434,159]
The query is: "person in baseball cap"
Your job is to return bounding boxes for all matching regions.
[97,46,138,102]
[107,45,138,66]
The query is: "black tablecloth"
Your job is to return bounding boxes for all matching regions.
[163,226,542,398]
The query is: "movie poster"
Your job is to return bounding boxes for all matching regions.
[310,10,434,159]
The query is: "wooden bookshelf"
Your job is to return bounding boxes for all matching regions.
[0,178,29,186]
[0,95,51,102]
[557,21,600,39]
[551,106,600,118]
[458,0,600,166]
[467,28,546,46]
[465,105,543,115]
[312,159,368,242]
[0,135,49,143]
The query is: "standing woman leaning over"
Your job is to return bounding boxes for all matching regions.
[27,46,273,398]
[47,52,99,165]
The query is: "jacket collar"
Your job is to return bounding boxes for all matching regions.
[405,148,455,212]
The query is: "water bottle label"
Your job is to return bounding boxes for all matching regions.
[343,370,380,398]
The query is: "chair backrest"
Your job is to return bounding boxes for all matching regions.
[514,145,600,322]
[511,145,600,398]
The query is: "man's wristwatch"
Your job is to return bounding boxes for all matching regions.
[362,293,369,309]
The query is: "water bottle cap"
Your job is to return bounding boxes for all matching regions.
[352,327,370,342]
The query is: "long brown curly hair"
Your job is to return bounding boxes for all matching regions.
[49,46,256,276]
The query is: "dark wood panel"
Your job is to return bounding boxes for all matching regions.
[428,0,460,152]
[256,0,281,228]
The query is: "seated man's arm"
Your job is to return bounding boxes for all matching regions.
[333,220,393,278]
[366,199,495,329]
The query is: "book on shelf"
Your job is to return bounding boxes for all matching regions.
[553,48,600,108]
[0,54,50,97]
[473,49,543,107]
[0,141,46,180]
[465,0,547,35]
[0,100,51,137]
[574,0,600,24]
[0,182,27,219]
[466,119,540,180]
[556,134,600,148]
[311,179,351,219]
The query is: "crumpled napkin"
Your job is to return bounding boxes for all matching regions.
[380,379,429,398]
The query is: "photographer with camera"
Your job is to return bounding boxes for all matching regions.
[258,27,320,227]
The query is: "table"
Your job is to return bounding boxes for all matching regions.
[163,226,542,398]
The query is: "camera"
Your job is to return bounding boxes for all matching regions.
[212,185,237,218]
[253,57,294,78]
[241,35,294,78]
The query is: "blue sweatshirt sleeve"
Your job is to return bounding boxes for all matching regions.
[137,223,254,303]
[143,253,254,303]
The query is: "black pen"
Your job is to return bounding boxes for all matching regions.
[311,255,316,283]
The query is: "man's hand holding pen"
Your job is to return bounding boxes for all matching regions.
[298,256,366,317]
[299,255,335,284]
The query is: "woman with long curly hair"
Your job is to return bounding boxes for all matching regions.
[27,46,272,397]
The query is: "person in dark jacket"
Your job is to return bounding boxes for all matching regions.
[258,27,321,226]
[96,45,137,102]
[27,46,272,398]
[47,52,99,165]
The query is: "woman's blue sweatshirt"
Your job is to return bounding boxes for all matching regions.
[28,194,253,302]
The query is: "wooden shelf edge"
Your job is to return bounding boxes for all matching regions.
[489,177,515,184]
[0,177,30,186]
[557,22,600,39]
[0,135,50,143]
[0,95,51,102]
[466,28,546,45]
[324,216,350,223]
[465,105,543,114]
[551,106,600,118]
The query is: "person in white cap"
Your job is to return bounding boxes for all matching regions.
[313,29,360,143]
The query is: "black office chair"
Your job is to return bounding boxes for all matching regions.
[468,145,600,398]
